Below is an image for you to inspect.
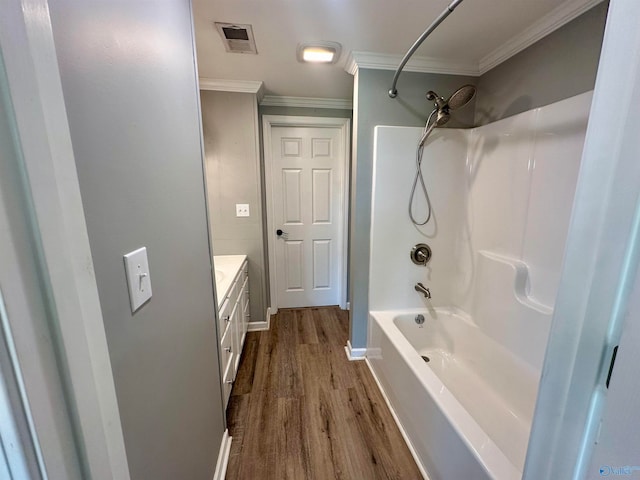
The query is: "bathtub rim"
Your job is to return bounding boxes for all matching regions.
[368,308,523,480]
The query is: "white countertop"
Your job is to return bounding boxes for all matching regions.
[213,255,246,308]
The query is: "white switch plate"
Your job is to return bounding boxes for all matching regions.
[123,247,152,313]
[236,203,250,217]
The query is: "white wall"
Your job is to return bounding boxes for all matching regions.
[370,91,593,370]
[370,126,469,310]
[464,92,593,310]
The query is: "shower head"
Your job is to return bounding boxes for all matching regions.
[434,109,450,126]
[426,84,476,113]
[446,84,476,111]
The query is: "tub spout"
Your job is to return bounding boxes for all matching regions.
[415,282,431,299]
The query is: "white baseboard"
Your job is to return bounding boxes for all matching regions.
[213,429,232,480]
[364,359,430,480]
[247,307,273,332]
[346,302,350,311]
[344,340,367,361]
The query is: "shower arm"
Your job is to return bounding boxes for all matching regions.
[388,0,466,98]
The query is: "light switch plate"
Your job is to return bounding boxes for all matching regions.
[236,203,250,217]
[123,247,152,313]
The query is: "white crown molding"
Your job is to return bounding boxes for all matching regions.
[479,0,605,74]
[198,78,265,102]
[346,0,605,78]
[345,51,479,77]
[260,95,352,110]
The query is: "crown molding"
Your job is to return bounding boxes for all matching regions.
[345,0,605,78]
[260,95,352,110]
[198,78,265,102]
[345,51,480,77]
[479,0,605,74]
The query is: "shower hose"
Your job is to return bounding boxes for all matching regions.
[409,108,438,226]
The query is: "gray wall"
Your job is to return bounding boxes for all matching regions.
[259,106,353,119]
[201,91,268,322]
[48,2,225,479]
[349,69,477,348]
[475,1,608,125]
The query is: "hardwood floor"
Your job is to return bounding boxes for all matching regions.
[225,306,422,480]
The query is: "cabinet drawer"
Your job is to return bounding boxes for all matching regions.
[222,356,234,411]
[218,298,232,337]
[220,320,234,374]
[242,296,250,333]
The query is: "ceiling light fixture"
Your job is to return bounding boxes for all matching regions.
[297,41,342,64]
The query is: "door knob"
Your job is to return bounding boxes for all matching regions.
[276,229,288,238]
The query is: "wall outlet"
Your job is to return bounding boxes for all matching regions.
[236,204,250,217]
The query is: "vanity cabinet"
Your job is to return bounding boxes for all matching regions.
[214,255,250,409]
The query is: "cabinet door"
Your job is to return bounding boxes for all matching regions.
[241,276,250,339]
[227,298,240,379]
[232,295,242,375]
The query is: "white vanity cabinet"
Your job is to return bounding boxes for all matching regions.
[213,255,250,409]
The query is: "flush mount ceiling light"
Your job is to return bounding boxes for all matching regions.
[297,42,342,64]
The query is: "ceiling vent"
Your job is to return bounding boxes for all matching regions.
[214,22,257,54]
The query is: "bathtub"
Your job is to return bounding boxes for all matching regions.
[367,308,540,480]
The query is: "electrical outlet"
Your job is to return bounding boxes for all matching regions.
[236,204,250,217]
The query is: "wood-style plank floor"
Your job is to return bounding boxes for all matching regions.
[225,306,422,480]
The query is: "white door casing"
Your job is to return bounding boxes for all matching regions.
[263,116,350,310]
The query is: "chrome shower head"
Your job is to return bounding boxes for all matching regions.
[426,84,476,113]
[446,84,476,111]
[434,109,450,126]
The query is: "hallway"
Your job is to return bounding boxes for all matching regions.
[225,306,422,479]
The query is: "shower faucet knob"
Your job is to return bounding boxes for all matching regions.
[410,243,432,266]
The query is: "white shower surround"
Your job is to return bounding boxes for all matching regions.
[367,91,593,478]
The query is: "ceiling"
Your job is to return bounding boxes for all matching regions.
[192,0,601,100]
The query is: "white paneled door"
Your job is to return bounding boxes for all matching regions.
[265,118,349,309]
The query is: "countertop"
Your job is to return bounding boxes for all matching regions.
[213,255,247,308]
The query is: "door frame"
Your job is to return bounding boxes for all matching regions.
[0,0,130,478]
[523,0,640,478]
[262,115,350,312]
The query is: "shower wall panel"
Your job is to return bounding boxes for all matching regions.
[370,91,593,363]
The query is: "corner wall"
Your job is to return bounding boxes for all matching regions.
[201,91,268,323]
[475,1,608,125]
[349,1,609,349]
[350,69,477,348]
[48,2,225,479]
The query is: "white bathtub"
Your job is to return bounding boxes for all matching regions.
[367,308,540,480]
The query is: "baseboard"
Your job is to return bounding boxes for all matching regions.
[247,307,272,332]
[346,302,350,311]
[213,429,232,480]
[364,358,430,480]
[344,340,367,361]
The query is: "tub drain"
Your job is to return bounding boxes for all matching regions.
[421,355,430,363]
